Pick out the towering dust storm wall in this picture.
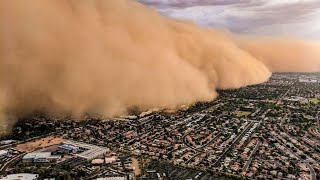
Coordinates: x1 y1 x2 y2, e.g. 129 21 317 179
0 0 319 127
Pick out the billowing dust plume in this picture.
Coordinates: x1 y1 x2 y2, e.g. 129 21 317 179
0 0 320 127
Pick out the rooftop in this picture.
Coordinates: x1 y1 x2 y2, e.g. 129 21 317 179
2 173 39 180
23 152 60 159
59 144 78 150
0 150 8 156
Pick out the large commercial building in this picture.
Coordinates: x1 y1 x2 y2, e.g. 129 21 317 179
22 152 61 163
2 173 39 180
61 140 109 160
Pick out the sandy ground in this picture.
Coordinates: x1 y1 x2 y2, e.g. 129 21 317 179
131 157 141 176
35 144 60 152
15 136 64 152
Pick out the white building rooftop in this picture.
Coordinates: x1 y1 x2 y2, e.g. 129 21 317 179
23 152 52 159
62 140 109 160
2 173 38 180
23 152 61 162
59 144 78 151
105 156 117 163
0 150 8 156
96 177 126 180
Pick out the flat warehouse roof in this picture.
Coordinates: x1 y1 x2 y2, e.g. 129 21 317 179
62 140 109 159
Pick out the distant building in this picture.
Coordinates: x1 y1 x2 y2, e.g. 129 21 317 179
299 78 317 83
23 152 61 163
92 159 104 165
139 110 153 118
0 140 17 145
58 144 79 154
284 96 308 104
96 177 126 180
2 173 39 180
133 150 141 156
119 115 138 120
105 156 117 164
240 105 254 111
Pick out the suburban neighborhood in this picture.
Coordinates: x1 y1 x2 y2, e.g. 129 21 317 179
0 73 319 179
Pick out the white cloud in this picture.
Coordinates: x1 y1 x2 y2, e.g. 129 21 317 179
140 0 320 39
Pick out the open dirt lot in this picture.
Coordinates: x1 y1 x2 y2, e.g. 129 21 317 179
15 136 64 152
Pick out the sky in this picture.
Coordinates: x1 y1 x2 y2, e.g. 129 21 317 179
139 0 320 39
